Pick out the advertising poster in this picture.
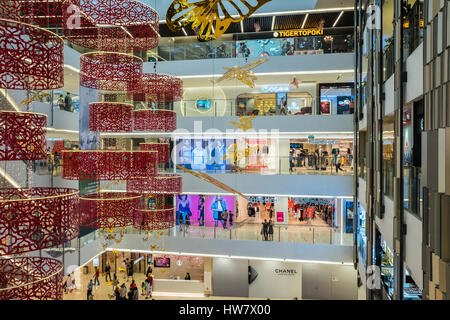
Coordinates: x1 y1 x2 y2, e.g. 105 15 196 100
176 139 235 173
176 195 235 227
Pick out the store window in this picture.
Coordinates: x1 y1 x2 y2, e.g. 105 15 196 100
319 83 355 115
380 239 394 299
357 204 367 269
404 268 422 300
236 92 313 116
344 200 354 233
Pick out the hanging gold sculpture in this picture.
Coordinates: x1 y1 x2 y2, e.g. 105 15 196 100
216 57 269 88
166 0 272 41
21 91 49 107
177 165 245 198
229 115 257 131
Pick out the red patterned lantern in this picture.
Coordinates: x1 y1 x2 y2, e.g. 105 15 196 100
0 188 79 255
134 206 175 231
80 52 143 92
0 257 63 300
80 193 142 229
130 74 183 103
0 18 64 90
0 111 47 161
62 150 158 181
127 175 182 195
140 143 170 163
89 102 134 132
63 0 159 52
133 109 177 132
0 1 63 27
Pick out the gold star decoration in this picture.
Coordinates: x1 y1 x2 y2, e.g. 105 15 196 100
216 58 269 87
21 91 49 107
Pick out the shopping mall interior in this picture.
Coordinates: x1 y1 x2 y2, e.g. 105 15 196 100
0 0 449 304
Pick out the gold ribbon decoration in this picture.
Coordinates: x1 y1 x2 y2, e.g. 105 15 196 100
166 0 272 41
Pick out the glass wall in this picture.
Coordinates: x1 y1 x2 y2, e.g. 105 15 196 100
319 83 355 115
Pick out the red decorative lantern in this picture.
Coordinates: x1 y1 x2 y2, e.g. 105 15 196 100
80 52 143 92
0 111 47 161
133 206 175 231
0 188 79 255
133 109 177 132
62 0 159 52
127 175 182 195
0 1 63 27
89 102 134 132
140 143 170 163
0 257 63 300
62 150 158 181
129 74 183 103
80 193 142 229
0 18 64 90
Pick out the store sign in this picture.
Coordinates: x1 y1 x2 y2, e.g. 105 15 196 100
274 268 298 276
274 28 324 38
261 86 290 93
276 212 284 223
307 138 338 145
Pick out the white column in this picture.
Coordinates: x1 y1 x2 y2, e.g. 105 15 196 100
278 139 290 174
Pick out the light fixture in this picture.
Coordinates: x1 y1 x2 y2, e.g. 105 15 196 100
301 14 309 29
271 16 276 31
333 11 345 27
240 20 244 33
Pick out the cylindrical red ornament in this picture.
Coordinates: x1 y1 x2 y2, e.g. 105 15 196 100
0 18 64 90
89 102 134 132
0 257 63 300
133 206 175 231
62 150 158 181
133 109 177 132
127 175 182 195
129 73 183 103
140 143 170 163
80 192 143 229
0 111 47 161
80 52 143 92
0 188 79 255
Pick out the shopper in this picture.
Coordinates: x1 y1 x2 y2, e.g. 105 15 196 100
93 267 100 287
228 210 234 227
114 286 121 300
120 283 127 300
146 265 153 277
221 210 228 229
146 274 153 299
105 261 112 282
57 94 65 110
261 220 268 241
336 152 344 173
127 259 134 281
87 285 94 300
268 219 274 241
112 273 118 289
64 92 73 112
185 273 191 280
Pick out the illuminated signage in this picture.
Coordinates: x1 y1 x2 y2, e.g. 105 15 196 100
274 28 324 38
261 86 290 93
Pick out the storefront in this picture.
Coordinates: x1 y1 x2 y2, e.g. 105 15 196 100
319 83 355 115
175 137 278 174
236 92 314 116
289 138 354 173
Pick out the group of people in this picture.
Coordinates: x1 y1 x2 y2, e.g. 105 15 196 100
57 92 74 112
260 219 274 241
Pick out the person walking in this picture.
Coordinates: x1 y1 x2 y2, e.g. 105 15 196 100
93 267 100 287
87 279 94 300
228 210 234 227
335 152 344 173
120 283 127 300
64 92 73 112
146 265 153 277
57 94 65 110
221 210 228 229
268 219 274 241
105 261 112 282
112 273 118 289
261 220 268 241
146 273 153 299
114 286 121 300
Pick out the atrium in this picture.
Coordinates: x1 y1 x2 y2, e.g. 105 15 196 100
0 0 448 305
